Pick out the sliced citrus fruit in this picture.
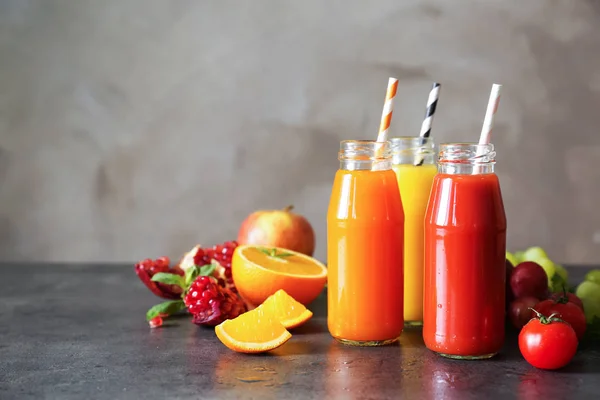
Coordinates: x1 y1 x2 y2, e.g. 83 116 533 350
231 245 327 307
215 307 291 354
260 289 313 329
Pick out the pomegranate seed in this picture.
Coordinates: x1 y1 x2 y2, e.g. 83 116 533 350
135 256 184 299
184 275 246 326
149 316 163 328
154 256 169 268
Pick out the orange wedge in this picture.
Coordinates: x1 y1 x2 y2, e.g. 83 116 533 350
232 245 327 307
215 307 291 354
261 289 313 329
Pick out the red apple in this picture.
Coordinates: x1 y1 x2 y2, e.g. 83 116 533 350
237 205 316 256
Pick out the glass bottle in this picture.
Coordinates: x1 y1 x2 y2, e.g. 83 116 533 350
390 137 437 327
327 140 405 346
423 143 507 359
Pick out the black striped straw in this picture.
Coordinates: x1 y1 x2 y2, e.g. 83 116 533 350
415 82 441 166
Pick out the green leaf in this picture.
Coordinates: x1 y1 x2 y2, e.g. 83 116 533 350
184 266 200 287
258 247 294 259
146 300 186 321
198 261 217 277
258 248 272 256
276 251 294 258
151 272 185 289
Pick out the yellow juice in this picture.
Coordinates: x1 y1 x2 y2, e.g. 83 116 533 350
392 163 437 324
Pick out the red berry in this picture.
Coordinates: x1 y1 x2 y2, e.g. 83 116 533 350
184 275 246 326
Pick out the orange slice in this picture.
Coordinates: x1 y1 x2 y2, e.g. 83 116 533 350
215 307 291 354
261 289 313 329
232 245 327 307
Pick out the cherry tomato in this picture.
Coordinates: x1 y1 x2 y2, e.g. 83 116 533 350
549 291 584 311
519 312 578 370
535 299 586 340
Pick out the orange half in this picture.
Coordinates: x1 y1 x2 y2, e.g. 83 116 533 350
261 289 313 329
215 307 291 354
232 245 327 307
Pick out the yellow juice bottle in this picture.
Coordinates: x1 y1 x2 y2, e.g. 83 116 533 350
390 137 436 326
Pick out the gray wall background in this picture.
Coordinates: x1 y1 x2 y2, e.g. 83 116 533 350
1 0 600 264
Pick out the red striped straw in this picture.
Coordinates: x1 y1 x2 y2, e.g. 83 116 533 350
478 84 502 146
376 77 399 143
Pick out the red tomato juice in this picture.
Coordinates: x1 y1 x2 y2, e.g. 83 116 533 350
423 173 507 358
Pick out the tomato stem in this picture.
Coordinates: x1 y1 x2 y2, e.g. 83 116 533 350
529 308 563 325
550 285 570 304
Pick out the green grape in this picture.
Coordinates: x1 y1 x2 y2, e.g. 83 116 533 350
575 281 600 302
514 251 525 264
551 273 567 294
506 251 517 267
585 269 600 285
554 263 569 283
577 281 600 323
581 297 600 324
522 246 549 264
536 257 556 281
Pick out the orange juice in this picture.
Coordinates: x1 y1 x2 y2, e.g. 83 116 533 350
327 140 404 345
390 137 436 326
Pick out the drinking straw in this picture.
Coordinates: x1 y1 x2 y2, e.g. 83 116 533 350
414 82 441 166
478 83 502 146
376 77 399 143
372 77 398 171
475 83 502 173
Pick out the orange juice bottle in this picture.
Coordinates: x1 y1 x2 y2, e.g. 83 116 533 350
390 137 436 326
327 140 405 346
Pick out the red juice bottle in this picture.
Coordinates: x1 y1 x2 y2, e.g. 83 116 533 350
423 143 507 359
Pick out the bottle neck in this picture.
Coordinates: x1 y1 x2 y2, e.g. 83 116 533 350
340 159 392 171
438 163 494 174
389 136 435 166
338 140 392 171
437 143 496 175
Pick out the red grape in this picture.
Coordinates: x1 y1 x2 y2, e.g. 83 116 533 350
510 261 549 299
509 296 540 330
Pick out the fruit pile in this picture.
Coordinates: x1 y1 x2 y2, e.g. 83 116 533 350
135 240 327 328
574 270 600 337
134 236 325 354
506 247 591 331
506 246 600 369
135 241 247 328
506 246 568 294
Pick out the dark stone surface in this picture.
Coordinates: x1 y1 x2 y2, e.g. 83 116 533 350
0 264 598 400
